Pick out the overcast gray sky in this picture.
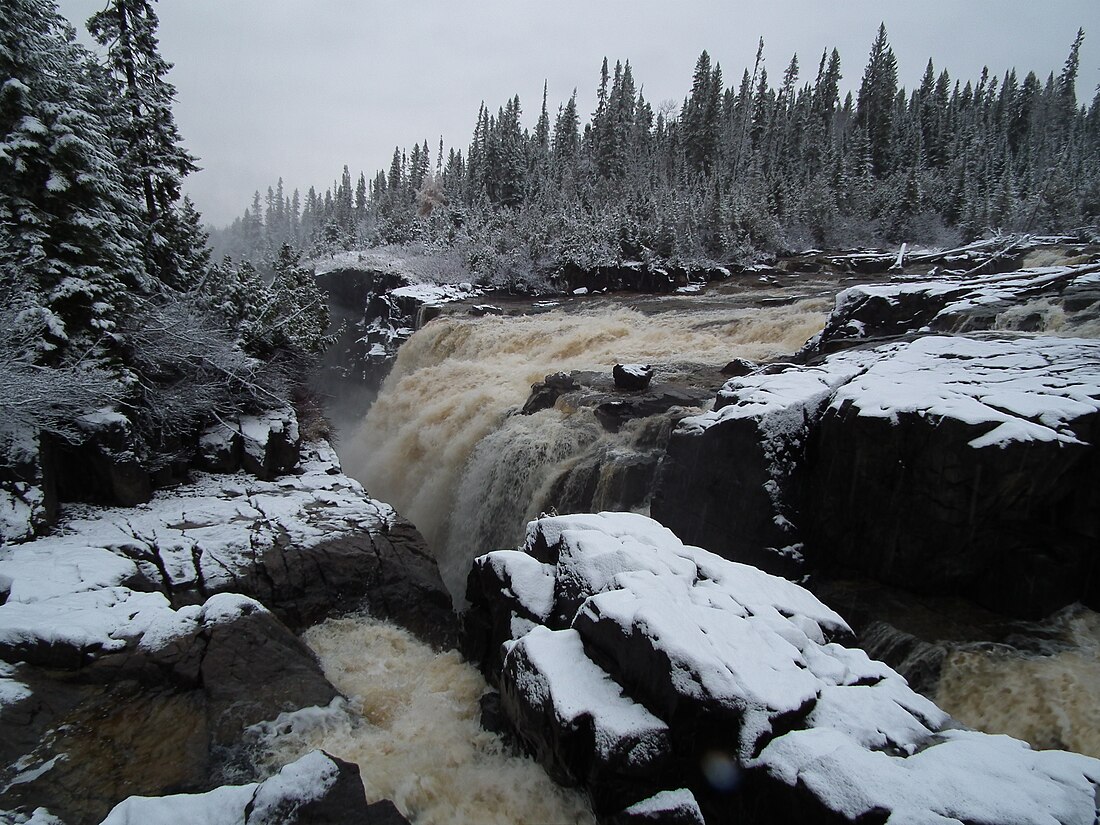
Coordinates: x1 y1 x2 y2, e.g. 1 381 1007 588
57 1 1100 227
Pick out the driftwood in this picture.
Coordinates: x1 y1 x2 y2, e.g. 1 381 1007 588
824 231 1096 275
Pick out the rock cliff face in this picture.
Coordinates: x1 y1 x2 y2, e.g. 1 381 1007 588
314 262 484 399
0 442 453 824
464 513 1100 824
653 260 1100 620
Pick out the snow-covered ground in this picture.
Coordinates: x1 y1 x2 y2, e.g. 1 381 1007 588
0 442 410 669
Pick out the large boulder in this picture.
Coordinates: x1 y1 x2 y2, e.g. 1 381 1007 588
239 408 301 480
53 409 152 507
805 335 1100 617
653 333 1100 619
614 364 655 392
652 349 876 578
464 512 1100 824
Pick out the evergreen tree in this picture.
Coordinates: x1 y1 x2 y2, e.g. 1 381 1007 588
87 0 201 288
856 23 899 176
0 0 146 360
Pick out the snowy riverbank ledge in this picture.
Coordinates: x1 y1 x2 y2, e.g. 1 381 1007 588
654 261 1100 619
0 442 451 823
464 512 1100 824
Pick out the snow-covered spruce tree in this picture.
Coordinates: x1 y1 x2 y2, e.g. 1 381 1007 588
241 244 331 359
0 0 147 364
855 23 899 178
87 0 204 290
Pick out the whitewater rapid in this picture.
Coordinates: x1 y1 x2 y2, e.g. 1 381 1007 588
341 300 830 600
935 605 1100 757
254 615 596 824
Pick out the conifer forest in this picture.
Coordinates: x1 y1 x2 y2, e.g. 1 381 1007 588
214 25 1100 290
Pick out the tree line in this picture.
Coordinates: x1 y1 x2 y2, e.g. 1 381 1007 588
216 25 1099 289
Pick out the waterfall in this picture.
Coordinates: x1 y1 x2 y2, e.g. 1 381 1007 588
340 300 831 601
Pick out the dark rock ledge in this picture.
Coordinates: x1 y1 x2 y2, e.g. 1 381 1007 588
464 512 1100 824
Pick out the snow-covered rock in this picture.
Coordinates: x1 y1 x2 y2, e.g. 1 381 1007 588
0 442 453 822
465 512 1100 824
239 407 301 480
613 363 655 391
0 442 453 656
0 591 340 823
0 429 53 545
99 750 402 825
609 788 704 825
655 333 1100 617
803 261 1100 356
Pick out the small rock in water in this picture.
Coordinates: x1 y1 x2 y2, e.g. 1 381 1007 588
613 364 654 391
720 358 758 377
521 372 579 415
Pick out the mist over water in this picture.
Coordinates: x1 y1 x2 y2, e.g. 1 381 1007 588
255 615 596 824
341 301 830 600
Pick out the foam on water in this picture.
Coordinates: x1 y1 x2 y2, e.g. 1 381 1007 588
935 605 1100 758
254 614 596 824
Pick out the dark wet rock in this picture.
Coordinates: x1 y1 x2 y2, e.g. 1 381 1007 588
314 266 412 392
500 626 676 816
197 598 338 746
95 751 400 825
522 371 580 415
651 352 868 579
593 386 711 434
614 363 655 391
654 332 1100 619
53 410 152 507
0 595 340 825
244 752 381 825
196 421 243 474
240 408 301 481
719 358 758 377
803 336 1100 619
478 689 510 737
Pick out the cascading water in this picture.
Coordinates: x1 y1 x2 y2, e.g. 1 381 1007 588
252 614 595 824
341 301 831 600
934 605 1100 757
